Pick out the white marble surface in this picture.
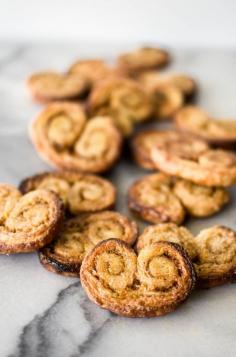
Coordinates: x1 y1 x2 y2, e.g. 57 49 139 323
0 43 236 357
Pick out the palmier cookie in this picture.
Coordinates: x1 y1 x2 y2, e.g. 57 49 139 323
138 72 197 99
173 179 229 217
151 133 236 187
175 105 236 148
39 211 138 277
131 129 180 170
80 239 196 317
0 184 63 254
27 71 88 103
68 59 120 88
128 173 185 225
19 171 116 215
29 102 122 173
88 78 152 136
117 47 170 76
194 226 236 288
136 223 197 261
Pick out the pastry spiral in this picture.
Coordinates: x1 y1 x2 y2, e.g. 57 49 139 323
128 173 185 225
173 179 229 217
151 133 236 186
175 106 236 148
29 102 122 173
80 239 196 317
0 184 63 254
39 211 138 277
136 223 198 261
138 72 197 99
19 171 116 215
27 71 88 103
194 226 236 287
89 78 152 136
117 47 170 76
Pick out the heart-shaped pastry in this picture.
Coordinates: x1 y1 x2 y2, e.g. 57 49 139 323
19 171 116 215
0 184 63 254
136 223 236 288
27 71 88 103
39 211 138 277
29 102 122 173
117 47 170 76
80 239 195 317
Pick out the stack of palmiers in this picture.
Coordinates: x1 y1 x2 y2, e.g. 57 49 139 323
0 45 235 318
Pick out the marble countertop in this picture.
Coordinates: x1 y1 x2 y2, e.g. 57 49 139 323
0 43 235 357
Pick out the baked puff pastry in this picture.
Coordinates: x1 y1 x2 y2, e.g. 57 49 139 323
117 47 170 76
194 226 236 288
128 173 229 223
27 71 88 103
39 211 138 277
128 173 185 225
80 239 196 317
88 78 153 136
0 184 63 254
19 171 116 215
151 133 236 187
175 106 236 148
29 102 122 173
136 223 236 288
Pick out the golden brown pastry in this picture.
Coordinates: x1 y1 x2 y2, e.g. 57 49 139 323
27 71 88 103
117 47 170 76
88 78 153 136
149 84 184 119
68 59 119 88
80 239 196 317
138 72 197 99
173 179 229 217
19 171 116 215
131 129 180 170
151 134 236 186
175 106 236 148
39 211 138 277
0 184 63 254
194 226 236 288
29 102 122 173
128 173 185 225
136 223 197 260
